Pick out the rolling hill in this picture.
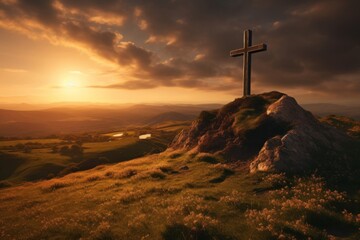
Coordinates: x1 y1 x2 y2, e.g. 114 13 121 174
0 104 219 137
0 128 181 187
302 103 360 120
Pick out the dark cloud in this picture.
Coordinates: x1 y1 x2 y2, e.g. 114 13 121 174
17 0 59 26
62 21 120 60
0 0 359 97
129 0 360 94
90 80 156 90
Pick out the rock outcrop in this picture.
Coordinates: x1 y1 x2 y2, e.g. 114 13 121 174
170 91 351 173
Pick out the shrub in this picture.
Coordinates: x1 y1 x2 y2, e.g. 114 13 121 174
23 146 32 153
15 143 24 150
159 166 177 174
169 152 183 159
86 175 102 182
59 145 70 155
197 153 219 164
117 169 137 179
149 171 166 179
70 144 83 156
41 181 69 192
104 171 114 177
59 144 83 156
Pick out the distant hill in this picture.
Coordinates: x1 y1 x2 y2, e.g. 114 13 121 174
0 109 71 122
1 101 359 137
302 103 360 120
0 104 220 137
146 112 196 125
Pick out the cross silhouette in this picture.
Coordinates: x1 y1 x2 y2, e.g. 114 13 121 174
230 29 267 96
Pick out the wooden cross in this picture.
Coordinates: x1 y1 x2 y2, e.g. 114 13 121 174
230 29 267 96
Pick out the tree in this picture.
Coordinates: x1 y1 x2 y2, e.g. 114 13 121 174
59 145 70 155
70 144 83 156
23 146 32 153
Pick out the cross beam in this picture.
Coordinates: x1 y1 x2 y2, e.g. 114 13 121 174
230 29 267 96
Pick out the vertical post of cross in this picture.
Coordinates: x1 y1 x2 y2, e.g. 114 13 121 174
243 30 252 96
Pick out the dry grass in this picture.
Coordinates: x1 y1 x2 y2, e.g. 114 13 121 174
40 180 71 192
86 175 102 182
0 153 358 240
245 175 357 239
149 170 166 179
219 190 246 207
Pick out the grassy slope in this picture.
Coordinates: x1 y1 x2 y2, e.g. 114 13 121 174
0 151 359 240
0 139 70 186
0 134 171 187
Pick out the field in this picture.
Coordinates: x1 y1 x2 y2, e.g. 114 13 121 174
0 151 359 239
0 122 188 187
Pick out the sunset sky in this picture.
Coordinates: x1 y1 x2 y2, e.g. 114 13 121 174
0 0 359 105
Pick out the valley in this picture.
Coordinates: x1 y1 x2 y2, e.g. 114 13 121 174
0 121 188 187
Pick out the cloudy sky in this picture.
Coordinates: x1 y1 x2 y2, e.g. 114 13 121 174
0 0 359 104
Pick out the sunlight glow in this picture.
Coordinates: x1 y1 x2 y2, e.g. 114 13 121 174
53 71 91 102
63 79 80 88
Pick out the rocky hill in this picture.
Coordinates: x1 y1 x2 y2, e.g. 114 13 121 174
170 91 353 173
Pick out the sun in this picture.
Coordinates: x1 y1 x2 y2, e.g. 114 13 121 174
57 77 88 102
63 79 80 88
53 71 94 102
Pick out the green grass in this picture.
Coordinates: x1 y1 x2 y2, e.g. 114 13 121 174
0 152 358 239
83 137 139 153
0 149 70 185
0 133 171 187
